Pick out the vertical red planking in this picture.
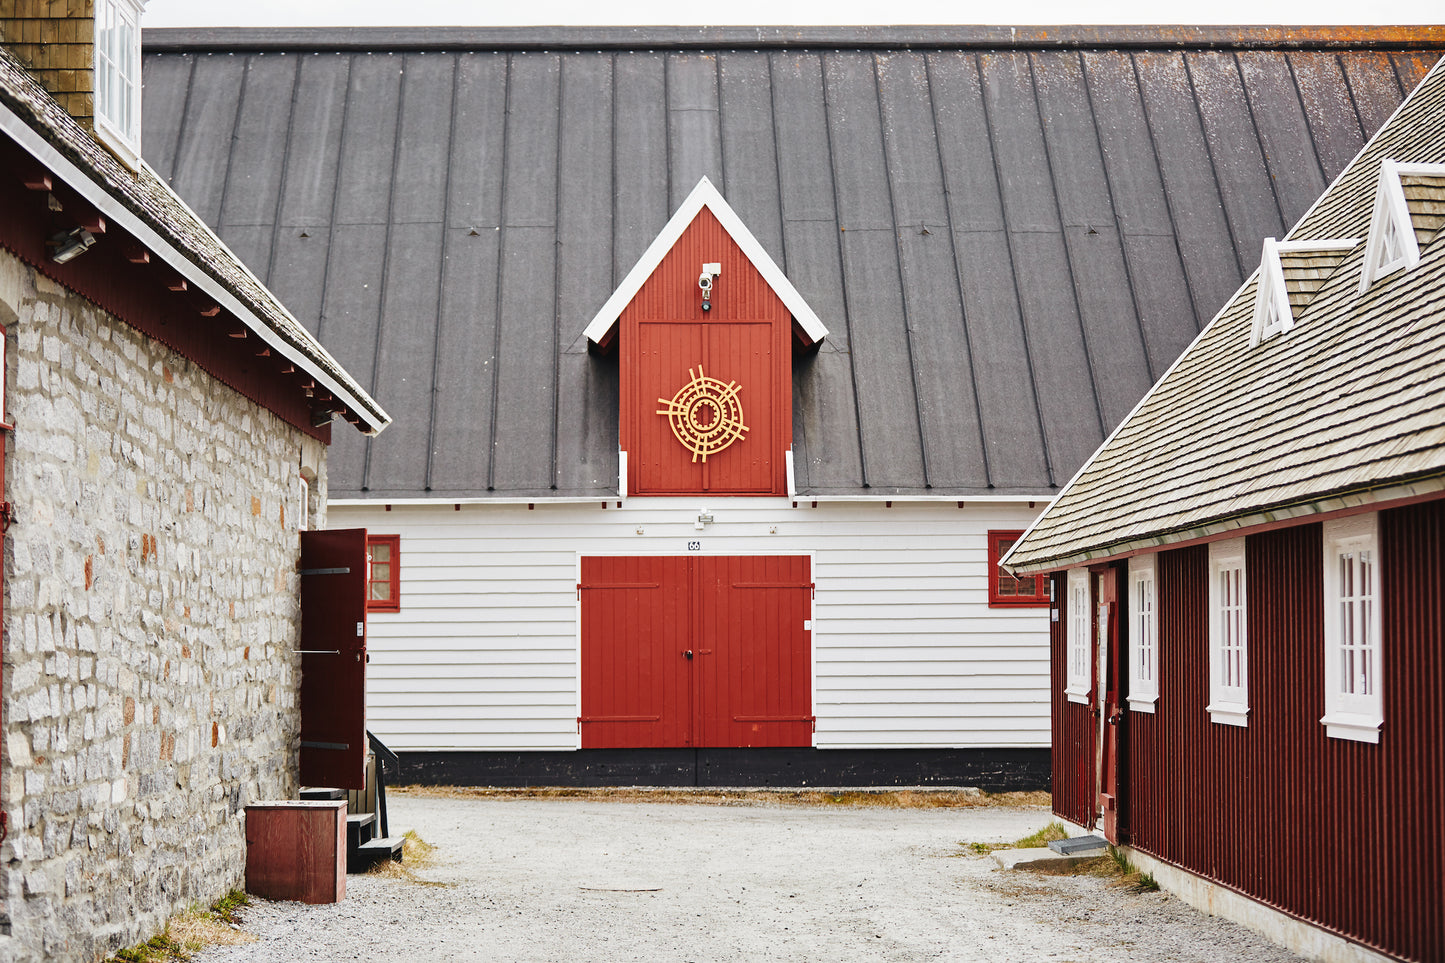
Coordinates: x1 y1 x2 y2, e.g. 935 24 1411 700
580 555 812 749
1117 506 1445 963
618 208 791 496
579 556 692 748
298 528 368 790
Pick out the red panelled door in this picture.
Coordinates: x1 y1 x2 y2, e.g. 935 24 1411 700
299 528 369 790
1095 566 1126 842
580 555 812 748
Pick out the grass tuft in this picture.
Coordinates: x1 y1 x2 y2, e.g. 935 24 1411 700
105 890 257 963
965 819 1069 855
366 830 450 886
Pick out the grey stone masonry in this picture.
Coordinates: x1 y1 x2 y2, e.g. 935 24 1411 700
0 249 329 963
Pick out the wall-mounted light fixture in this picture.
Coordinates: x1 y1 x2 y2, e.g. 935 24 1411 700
698 262 721 312
48 226 96 264
695 508 715 530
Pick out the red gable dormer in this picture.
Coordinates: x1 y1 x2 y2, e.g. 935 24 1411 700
585 178 827 496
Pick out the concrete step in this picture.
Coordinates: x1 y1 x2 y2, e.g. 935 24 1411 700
298 787 346 801
346 813 376 850
1048 835 1109 857
991 847 1105 871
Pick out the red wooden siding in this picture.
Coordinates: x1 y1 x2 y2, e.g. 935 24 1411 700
1118 505 1444 963
1050 572 1095 828
618 209 791 495
581 555 812 749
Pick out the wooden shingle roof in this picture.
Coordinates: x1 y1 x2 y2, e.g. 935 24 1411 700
138 27 1445 499
1006 56 1445 573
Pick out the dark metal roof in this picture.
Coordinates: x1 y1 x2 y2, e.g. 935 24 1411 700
139 28 1445 499
0 45 388 435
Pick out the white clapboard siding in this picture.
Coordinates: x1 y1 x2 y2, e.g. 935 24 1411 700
332 497 1049 752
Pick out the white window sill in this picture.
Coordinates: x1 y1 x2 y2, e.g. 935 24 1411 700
1320 713 1382 744
1206 703 1249 727
94 115 142 172
1065 690 1089 705
1127 696 1158 714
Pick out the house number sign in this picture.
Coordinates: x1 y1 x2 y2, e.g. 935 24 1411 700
656 364 749 462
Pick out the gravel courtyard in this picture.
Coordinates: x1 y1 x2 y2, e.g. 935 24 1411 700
201 791 1304 963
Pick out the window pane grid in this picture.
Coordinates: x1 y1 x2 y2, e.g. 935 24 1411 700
1219 565 1246 690
1337 549 1376 697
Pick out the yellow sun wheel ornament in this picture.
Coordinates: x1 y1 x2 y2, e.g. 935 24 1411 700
656 364 749 463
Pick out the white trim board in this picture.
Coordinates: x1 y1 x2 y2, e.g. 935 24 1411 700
583 176 829 347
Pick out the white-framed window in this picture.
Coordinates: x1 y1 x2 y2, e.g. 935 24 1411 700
94 0 145 168
1207 537 1249 726
1321 514 1383 743
1127 554 1159 712
1065 568 1090 704
297 475 311 532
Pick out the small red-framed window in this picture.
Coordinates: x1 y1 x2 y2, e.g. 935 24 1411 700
366 534 400 612
988 531 1049 608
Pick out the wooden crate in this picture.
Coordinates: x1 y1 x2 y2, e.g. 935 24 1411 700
244 801 346 904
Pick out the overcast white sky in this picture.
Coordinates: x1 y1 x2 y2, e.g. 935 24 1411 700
141 0 1443 28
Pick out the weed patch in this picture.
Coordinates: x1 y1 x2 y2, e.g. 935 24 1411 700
366 830 450 887
105 890 257 963
965 819 1069 855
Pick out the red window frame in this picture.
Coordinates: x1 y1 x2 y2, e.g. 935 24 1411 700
366 534 400 612
987 530 1049 608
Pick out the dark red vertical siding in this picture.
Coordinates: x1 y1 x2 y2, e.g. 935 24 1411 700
1051 572 1095 828
1122 505 1445 963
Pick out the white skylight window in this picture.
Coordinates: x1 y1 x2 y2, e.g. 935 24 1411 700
94 0 145 169
1358 160 1445 293
1250 237 1359 347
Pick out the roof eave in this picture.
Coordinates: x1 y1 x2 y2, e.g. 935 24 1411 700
0 99 391 436
1004 474 1445 574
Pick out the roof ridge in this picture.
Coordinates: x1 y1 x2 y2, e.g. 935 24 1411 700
141 25 1445 55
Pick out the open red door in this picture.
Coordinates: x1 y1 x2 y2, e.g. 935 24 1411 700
1096 566 1126 842
299 529 368 790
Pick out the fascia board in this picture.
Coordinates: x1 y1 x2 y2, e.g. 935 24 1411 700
0 103 391 435
583 176 829 346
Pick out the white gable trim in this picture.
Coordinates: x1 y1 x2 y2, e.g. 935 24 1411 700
1358 160 1445 293
583 176 828 347
1250 237 1359 347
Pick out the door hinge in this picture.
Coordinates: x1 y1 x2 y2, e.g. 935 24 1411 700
0 501 15 533
576 583 582 600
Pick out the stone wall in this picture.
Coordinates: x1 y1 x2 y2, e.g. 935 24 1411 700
0 249 329 962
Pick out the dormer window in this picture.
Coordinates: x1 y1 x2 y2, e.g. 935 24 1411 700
94 0 144 168
1358 160 1445 292
1249 237 1358 346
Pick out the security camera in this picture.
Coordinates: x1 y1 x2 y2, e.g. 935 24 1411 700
698 272 713 291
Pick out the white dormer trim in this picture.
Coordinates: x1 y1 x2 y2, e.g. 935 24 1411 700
1358 160 1445 293
1249 237 1359 347
583 177 829 348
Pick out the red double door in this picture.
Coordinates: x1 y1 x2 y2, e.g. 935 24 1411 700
580 555 813 748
